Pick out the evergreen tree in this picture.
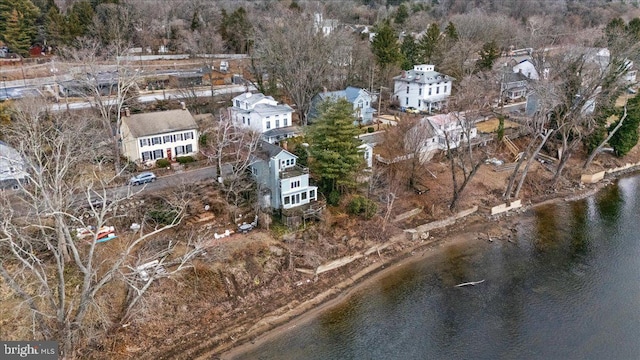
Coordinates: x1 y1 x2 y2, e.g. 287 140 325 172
394 3 409 25
308 98 363 195
444 21 459 42
475 40 499 72
371 20 401 69
45 6 67 46
610 96 640 157
0 0 40 55
67 1 95 39
190 10 201 31
219 7 253 54
418 23 440 64
627 18 640 41
4 9 34 56
400 34 419 70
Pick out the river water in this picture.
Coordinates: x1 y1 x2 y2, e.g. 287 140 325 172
233 175 640 360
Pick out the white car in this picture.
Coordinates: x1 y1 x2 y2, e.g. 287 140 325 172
129 172 157 186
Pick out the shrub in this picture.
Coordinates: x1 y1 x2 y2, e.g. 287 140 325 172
199 133 208 146
156 158 171 168
367 127 375 133
347 195 378 219
327 190 341 206
176 156 195 164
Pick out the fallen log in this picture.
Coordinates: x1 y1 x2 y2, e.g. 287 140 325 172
455 279 485 287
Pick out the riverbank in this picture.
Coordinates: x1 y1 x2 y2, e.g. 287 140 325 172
216 170 630 359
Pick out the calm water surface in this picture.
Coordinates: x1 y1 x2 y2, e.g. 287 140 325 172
234 175 640 360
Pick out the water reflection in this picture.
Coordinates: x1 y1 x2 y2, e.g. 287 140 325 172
233 174 640 360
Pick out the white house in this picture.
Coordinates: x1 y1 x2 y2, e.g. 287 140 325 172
310 87 377 125
0 141 28 189
393 64 454 114
229 92 300 144
425 112 478 151
314 13 339 36
120 107 199 164
512 59 540 80
250 141 317 210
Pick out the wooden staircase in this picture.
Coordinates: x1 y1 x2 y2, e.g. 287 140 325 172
503 136 520 160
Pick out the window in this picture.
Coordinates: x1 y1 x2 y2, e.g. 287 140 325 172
175 146 184 155
276 119 280 128
301 192 307 200
291 180 300 189
184 132 194 140
284 196 290 205
284 118 288 126
153 149 163 159
163 135 172 143
405 98 408 105
310 190 316 199
444 85 447 93
177 133 184 141
140 138 150 147
266 121 271 129
242 116 246 124
406 86 409 94
142 151 152 161
428 88 432 96
436 87 440 94
247 118 251 126
419 88 422 96
418 100 421 107
152 137 162 145
236 100 240 107
186 144 193 153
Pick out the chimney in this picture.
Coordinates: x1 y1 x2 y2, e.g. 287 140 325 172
246 92 252 98
180 101 186 110
323 87 328 94
281 140 288 151
124 107 130 117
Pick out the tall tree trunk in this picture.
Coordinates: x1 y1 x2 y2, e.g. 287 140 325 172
583 107 627 169
514 130 553 199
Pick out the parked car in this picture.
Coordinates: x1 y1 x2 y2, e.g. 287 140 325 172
405 107 420 114
129 172 156 186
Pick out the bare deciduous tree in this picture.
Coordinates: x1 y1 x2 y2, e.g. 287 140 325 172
0 99 203 357
253 9 355 125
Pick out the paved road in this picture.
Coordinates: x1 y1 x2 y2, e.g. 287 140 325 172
50 84 255 111
109 165 218 200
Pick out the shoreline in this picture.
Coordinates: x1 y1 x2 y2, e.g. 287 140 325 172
217 232 479 360
206 169 636 360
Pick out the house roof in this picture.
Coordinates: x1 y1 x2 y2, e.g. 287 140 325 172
426 112 465 127
256 140 287 159
393 68 453 84
503 71 529 84
316 86 372 104
263 126 302 138
122 109 198 138
233 92 275 107
0 141 27 181
253 103 294 116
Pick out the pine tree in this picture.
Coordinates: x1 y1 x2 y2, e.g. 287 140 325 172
418 23 440 64
0 0 40 55
394 3 409 25
308 98 363 195
610 96 640 157
400 34 418 70
476 40 499 72
371 20 401 70
4 9 33 56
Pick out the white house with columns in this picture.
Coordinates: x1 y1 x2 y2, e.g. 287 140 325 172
393 64 454 114
229 92 300 144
